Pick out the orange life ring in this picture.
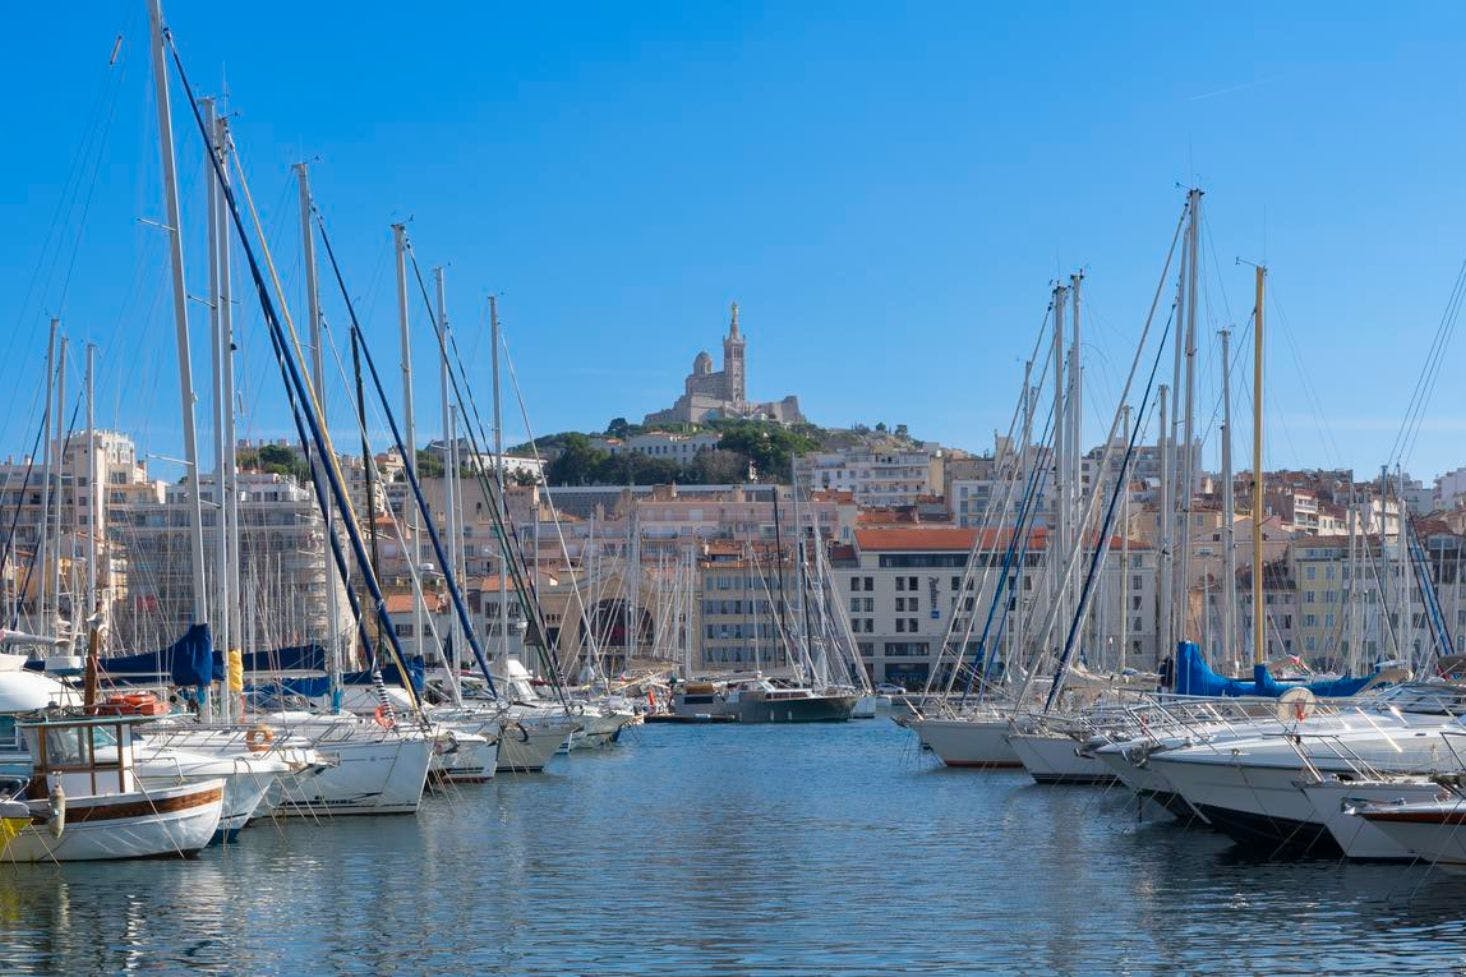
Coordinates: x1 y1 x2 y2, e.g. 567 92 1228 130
373 705 395 729
245 725 275 753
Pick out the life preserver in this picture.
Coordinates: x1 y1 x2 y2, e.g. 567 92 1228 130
245 725 275 753
373 705 395 729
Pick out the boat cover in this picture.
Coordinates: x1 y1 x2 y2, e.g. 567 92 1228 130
1172 641 1380 698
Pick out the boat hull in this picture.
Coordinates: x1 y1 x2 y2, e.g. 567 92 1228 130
1150 755 1340 855
5 780 223 862
911 718 1022 769
497 722 572 773
1300 780 1448 861
270 734 432 816
1359 800 1466 866
1008 733 1115 785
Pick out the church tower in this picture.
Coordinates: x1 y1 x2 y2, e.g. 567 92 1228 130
722 300 746 404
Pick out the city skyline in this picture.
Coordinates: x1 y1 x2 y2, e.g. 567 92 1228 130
4 4 1466 483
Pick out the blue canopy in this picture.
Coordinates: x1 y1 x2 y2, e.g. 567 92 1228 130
97 624 215 687
1172 641 1380 698
245 656 426 702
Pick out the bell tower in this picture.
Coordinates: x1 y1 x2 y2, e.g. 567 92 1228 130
722 300 746 404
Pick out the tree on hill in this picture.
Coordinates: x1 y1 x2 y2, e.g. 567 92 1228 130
717 421 818 482
545 433 610 485
690 448 750 484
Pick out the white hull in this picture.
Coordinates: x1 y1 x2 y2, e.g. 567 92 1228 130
1299 780 1449 861
270 731 432 816
911 718 1021 769
136 748 287 841
432 731 499 784
1094 741 1206 820
569 711 634 750
5 780 223 862
1360 799 1466 866
1008 733 1114 784
498 721 572 772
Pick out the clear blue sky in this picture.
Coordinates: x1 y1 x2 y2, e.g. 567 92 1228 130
3 2 1466 483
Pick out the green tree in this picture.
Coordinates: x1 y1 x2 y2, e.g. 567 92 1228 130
716 421 817 483
255 443 310 483
690 448 750 484
545 433 611 485
415 448 445 478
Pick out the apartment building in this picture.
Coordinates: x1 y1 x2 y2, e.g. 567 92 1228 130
830 526 1158 688
795 444 943 508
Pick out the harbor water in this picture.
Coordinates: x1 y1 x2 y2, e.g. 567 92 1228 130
3 721 1466 975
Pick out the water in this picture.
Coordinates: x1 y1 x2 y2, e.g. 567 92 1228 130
4 721 1466 975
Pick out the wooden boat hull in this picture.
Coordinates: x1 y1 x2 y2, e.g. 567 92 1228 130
5 780 223 862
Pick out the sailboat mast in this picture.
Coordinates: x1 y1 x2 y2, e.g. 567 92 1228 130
1156 383 1171 675
85 343 97 620
391 224 424 663
1068 275 1083 650
433 266 462 703
1219 327 1237 673
214 114 242 667
489 295 510 665
148 1 210 718
1051 284 1067 638
203 96 234 721
296 162 341 705
1251 265 1266 667
38 319 57 636
1178 189 1202 643
1119 404 1131 673
54 337 67 639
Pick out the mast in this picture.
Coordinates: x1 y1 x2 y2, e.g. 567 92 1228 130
433 266 463 704
1178 188 1202 643
203 96 233 720
1119 404 1130 674
489 295 510 665
392 224 424 663
1157 383 1172 675
1251 265 1266 667
37 320 57 637
1219 327 1238 674
85 343 98 621
1051 283 1067 644
213 113 242 671
296 161 341 707
54 337 67 640
1069 274 1082 618
149 0 210 719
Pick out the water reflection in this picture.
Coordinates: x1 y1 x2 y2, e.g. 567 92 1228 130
3 724 1466 975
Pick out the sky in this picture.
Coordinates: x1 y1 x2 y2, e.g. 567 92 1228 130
3 2 1466 484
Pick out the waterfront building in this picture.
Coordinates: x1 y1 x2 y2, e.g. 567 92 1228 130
829 526 1157 688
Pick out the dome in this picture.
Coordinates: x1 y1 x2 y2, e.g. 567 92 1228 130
693 351 713 374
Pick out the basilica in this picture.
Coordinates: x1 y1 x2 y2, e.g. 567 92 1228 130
642 303 804 426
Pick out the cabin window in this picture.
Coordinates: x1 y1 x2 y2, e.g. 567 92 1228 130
0 717 15 750
45 727 87 768
91 726 121 766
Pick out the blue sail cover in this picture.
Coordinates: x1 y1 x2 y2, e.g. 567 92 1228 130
97 624 215 687
239 644 327 673
246 656 426 701
1173 641 1379 698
